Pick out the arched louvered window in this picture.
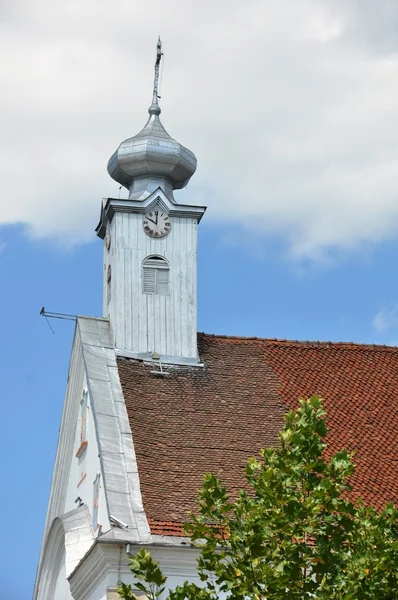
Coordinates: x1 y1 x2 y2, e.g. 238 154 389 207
142 256 169 295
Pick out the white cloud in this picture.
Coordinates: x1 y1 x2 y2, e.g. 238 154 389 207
2 0 398 258
373 304 398 333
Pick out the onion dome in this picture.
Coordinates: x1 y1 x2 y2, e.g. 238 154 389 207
107 38 197 201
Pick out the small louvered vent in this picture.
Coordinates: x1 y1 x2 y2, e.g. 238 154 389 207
143 266 156 293
143 256 169 295
156 268 169 295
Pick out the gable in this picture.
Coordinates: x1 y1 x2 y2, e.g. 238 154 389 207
118 333 398 535
35 316 151 599
40 320 109 542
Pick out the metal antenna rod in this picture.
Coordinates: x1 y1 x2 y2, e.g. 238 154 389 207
39 307 77 321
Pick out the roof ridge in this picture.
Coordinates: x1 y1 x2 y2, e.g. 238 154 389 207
197 332 398 351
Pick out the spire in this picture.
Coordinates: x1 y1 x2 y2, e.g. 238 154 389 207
107 37 197 200
148 37 162 116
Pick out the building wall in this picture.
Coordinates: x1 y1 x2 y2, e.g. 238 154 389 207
42 326 85 539
53 549 73 600
35 327 107 600
104 211 198 359
64 376 109 534
69 544 213 600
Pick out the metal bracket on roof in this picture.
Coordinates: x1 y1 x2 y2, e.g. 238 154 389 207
150 352 169 376
109 515 129 529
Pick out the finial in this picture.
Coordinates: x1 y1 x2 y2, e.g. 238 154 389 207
148 37 162 116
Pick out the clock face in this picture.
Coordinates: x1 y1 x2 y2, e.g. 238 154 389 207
142 209 171 238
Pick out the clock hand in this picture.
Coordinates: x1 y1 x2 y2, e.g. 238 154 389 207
155 211 159 225
146 217 157 225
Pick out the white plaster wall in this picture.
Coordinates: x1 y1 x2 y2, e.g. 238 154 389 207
70 544 223 600
103 209 198 359
126 547 203 597
85 573 112 600
65 376 109 535
53 550 74 600
36 329 98 600
43 328 85 539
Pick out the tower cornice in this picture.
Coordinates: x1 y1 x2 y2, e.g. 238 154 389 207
96 191 206 239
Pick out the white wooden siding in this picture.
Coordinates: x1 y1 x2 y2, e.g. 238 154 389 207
103 211 198 359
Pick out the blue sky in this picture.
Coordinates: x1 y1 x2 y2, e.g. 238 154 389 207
4 0 398 597
2 219 398 598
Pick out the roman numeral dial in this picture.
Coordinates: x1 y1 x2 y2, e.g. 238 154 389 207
142 210 172 238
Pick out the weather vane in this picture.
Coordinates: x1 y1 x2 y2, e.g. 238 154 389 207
149 36 163 115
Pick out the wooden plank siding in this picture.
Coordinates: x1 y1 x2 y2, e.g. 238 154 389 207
103 211 199 359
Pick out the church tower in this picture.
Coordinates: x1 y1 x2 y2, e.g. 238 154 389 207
96 39 206 363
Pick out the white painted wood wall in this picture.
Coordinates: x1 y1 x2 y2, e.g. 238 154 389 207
104 211 199 360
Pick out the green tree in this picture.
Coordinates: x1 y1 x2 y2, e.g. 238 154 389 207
117 396 398 599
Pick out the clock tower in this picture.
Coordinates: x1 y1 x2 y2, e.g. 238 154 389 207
96 39 206 363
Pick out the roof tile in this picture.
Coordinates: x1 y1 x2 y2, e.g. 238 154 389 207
118 334 398 536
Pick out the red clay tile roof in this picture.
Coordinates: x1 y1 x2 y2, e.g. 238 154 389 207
117 334 398 537
147 519 187 537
